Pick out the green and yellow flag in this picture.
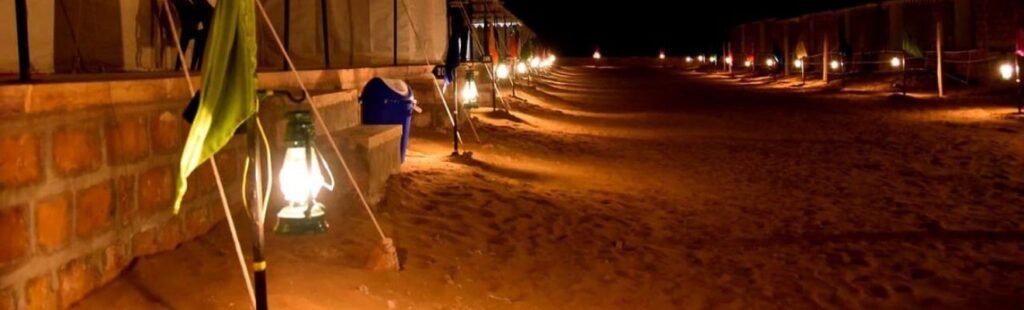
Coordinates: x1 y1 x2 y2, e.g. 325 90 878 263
902 30 923 59
174 0 258 213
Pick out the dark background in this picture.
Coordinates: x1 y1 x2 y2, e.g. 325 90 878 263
504 0 878 57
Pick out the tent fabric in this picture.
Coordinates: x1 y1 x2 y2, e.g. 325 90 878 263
175 0 257 213
0 0 446 74
487 23 498 66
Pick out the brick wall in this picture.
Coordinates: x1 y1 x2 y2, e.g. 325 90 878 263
0 65 432 309
0 97 246 309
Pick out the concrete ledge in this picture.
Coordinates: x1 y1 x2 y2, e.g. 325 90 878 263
316 125 402 206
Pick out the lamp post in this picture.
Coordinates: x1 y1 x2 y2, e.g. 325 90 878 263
893 54 907 96
1000 60 1021 113
794 57 805 83
593 49 602 68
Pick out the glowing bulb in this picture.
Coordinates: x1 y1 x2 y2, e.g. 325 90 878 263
765 58 776 67
593 51 602 60
659 52 666 60
890 57 902 68
543 55 556 67
461 79 478 103
744 60 752 67
530 57 541 68
794 59 803 69
516 62 528 74
999 63 1015 81
495 63 510 80
280 147 325 204
724 56 733 65
685 57 693 63
710 56 717 63
830 60 841 70
697 55 705 63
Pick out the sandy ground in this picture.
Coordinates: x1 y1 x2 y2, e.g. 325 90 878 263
77 66 1024 309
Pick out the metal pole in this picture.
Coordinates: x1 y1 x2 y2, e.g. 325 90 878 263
1017 56 1021 114
246 117 269 310
15 0 30 81
902 51 908 97
394 0 399 66
321 0 330 67
452 70 460 155
823 36 829 84
936 19 944 97
283 0 291 70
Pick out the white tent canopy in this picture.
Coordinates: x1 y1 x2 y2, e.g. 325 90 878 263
0 0 447 74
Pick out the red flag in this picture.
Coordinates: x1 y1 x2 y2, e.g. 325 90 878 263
508 32 519 61
1016 28 1024 57
488 25 499 66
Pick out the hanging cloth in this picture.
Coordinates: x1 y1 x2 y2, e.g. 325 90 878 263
794 40 808 59
902 30 923 59
444 0 469 84
488 21 499 66
1016 27 1024 57
508 29 519 62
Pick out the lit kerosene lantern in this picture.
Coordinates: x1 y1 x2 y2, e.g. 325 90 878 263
275 111 333 235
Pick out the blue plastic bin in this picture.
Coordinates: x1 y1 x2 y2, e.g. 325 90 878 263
360 77 416 162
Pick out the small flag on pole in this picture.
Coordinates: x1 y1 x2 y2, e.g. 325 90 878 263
902 31 923 59
173 0 258 213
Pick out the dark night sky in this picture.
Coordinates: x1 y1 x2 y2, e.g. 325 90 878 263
503 0 879 57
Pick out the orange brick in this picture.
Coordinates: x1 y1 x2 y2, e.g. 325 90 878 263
26 274 57 310
183 162 213 202
106 115 150 165
98 243 129 284
0 206 28 266
36 193 71 252
138 166 173 214
184 205 211 240
114 175 135 227
52 127 101 177
75 182 113 238
0 132 41 188
157 218 183 251
58 259 95 309
132 228 158 257
0 287 13 310
151 111 183 154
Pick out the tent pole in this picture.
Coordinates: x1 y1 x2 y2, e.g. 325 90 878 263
247 117 269 310
936 19 944 97
452 70 460 155
1016 55 1021 114
394 0 399 65
321 0 330 67
902 51 908 96
283 0 291 70
15 0 30 82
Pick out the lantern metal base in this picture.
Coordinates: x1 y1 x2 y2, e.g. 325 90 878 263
274 204 328 235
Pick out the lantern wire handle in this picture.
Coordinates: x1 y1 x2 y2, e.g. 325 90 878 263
314 145 336 192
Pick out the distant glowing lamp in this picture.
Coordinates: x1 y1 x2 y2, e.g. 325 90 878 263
793 59 803 69
765 58 776 67
593 50 602 60
710 56 718 63
697 55 706 63
529 57 541 68
516 62 528 74
659 52 666 60
275 111 332 235
890 57 902 68
724 56 733 65
685 56 694 63
495 63 510 80
744 60 752 68
462 70 480 108
998 63 1017 81
830 60 841 70
543 54 556 67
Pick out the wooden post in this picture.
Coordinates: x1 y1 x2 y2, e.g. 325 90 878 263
936 20 944 97
783 24 790 76
823 35 829 84
15 0 30 81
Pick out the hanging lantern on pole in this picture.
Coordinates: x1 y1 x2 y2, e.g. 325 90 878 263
890 56 903 68
516 61 528 74
275 111 333 235
495 62 510 80
461 70 479 108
